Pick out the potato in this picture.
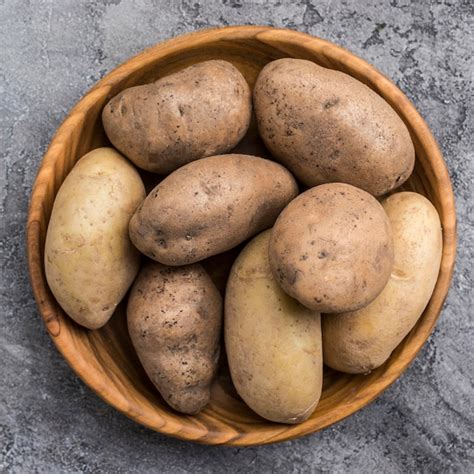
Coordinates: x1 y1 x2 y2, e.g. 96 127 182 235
225 230 323 424
254 58 415 196
44 147 145 329
129 154 298 265
127 261 222 414
102 60 251 174
269 183 394 313
322 192 442 373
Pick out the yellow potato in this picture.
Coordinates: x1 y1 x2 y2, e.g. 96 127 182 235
322 192 442 373
225 230 323 424
44 148 145 329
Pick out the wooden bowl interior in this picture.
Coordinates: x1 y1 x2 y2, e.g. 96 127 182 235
27 27 456 446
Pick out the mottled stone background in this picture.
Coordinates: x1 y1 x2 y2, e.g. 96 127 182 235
1 0 472 472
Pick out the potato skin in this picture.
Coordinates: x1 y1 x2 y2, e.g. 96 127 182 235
129 154 298 265
254 58 415 196
322 192 442 374
269 183 394 313
102 60 251 174
225 230 323 424
127 261 222 415
44 148 145 329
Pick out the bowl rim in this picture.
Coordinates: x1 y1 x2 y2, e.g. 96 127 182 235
26 25 457 446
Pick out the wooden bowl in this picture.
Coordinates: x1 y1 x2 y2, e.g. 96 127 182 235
27 26 456 446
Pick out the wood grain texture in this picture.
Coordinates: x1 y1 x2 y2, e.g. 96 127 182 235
26 26 456 446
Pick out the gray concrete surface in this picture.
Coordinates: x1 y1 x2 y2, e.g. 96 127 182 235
1 0 473 472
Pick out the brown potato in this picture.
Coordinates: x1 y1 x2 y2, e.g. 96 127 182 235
127 261 222 415
269 183 394 313
225 230 323 424
129 154 298 265
322 192 442 374
102 60 251 174
254 58 415 196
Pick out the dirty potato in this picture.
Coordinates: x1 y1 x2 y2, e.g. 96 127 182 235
129 154 298 265
127 261 222 414
254 58 415 196
103 60 252 174
269 183 394 313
